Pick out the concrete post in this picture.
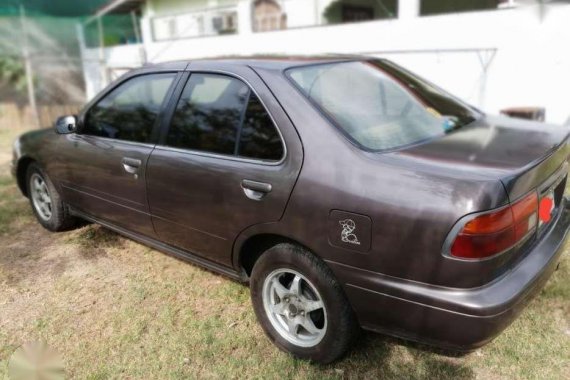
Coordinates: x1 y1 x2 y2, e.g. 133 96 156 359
398 0 420 20
237 0 253 36
97 16 109 89
19 4 40 128
75 23 91 102
140 16 154 62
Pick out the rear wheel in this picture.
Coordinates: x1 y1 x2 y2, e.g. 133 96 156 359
250 243 359 363
26 163 77 232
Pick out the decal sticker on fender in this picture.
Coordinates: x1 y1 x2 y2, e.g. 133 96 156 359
339 219 361 245
328 210 371 253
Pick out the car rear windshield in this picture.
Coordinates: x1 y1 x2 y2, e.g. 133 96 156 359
286 60 480 151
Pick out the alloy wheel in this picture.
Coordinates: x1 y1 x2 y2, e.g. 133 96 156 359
262 269 327 347
30 173 52 221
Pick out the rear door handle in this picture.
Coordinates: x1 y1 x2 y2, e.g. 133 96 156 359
241 179 272 200
122 157 142 174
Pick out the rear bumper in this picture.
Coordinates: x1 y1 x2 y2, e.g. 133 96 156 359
328 199 570 350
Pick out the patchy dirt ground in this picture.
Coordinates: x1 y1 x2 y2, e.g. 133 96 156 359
0 128 569 379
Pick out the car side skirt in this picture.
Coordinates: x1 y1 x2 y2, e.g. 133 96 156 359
70 208 247 283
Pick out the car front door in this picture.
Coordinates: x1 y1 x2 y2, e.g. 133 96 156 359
59 72 179 237
146 67 303 267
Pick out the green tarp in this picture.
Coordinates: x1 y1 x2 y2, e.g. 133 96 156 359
0 0 109 17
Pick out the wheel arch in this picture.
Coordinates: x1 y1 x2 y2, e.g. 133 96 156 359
236 232 325 280
16 156 36 197
238 234 294 278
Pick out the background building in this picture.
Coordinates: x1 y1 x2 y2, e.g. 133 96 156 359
79 0 570 125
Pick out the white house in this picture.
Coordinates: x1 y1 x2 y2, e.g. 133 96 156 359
79 0 570 125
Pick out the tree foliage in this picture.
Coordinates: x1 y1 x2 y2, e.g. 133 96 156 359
0 57 27 94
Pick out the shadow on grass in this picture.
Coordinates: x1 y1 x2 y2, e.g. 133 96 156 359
0 229 70 286
318 332 474 379
68 225 124 260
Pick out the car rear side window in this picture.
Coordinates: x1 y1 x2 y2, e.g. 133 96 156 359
238 94 283 161
287 61 479 151
83 73 176 143
166 73 284 161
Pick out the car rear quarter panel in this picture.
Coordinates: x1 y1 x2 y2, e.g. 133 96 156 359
248 67 510 289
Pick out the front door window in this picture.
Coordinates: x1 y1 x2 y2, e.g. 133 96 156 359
83 73 176 143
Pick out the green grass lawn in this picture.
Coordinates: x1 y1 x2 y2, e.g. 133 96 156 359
0 127 568 379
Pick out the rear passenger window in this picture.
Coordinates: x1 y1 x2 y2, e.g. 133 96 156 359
83 73 175 143
238 94 283 161
167 74 248 155
166 73 284 161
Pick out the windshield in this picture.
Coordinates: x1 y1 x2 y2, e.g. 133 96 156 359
286 59 480 151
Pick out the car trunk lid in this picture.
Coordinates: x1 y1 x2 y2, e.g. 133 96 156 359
392 115 570 202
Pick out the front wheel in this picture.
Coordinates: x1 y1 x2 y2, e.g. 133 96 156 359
250 243 359 363
26 163 77 232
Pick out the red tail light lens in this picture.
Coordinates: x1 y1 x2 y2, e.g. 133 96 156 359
450 192 538 260
512 192 539 240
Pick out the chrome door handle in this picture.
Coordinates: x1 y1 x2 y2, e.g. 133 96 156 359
241 179 272 201
122 157 142 174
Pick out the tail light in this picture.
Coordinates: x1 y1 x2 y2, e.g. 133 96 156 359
449 191 538 260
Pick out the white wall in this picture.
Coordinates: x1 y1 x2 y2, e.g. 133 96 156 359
82 0 570 125
282 0 319 28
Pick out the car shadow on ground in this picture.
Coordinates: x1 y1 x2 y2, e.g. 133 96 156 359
0 226 69 286
66 223 122 260
326 331 475 379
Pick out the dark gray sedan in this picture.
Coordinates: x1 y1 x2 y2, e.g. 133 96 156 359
11 56 570 363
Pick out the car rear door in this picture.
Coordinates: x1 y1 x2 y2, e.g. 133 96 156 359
58 71 181 237
146 64 303 267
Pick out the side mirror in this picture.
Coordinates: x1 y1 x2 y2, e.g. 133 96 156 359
54 115 77 134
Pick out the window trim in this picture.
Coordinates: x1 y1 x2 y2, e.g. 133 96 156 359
157 69 287 166
233 87 251 156
78 71 182 145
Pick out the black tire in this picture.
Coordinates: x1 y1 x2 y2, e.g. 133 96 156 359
26 162 77 232
250 243 360 363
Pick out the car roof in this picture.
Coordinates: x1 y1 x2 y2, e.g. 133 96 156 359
143 55 371 71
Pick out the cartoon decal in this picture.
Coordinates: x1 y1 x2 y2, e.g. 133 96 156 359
339 219 360 245
328 211 371 252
